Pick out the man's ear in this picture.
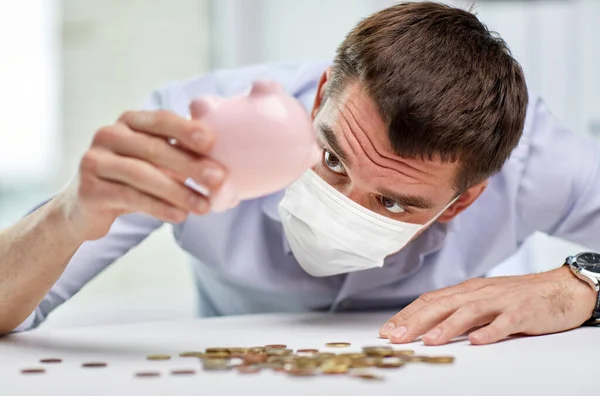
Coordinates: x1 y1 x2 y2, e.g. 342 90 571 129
437 179 489 223
311 67 332 120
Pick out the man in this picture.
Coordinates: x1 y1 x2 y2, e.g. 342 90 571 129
1 2 599 346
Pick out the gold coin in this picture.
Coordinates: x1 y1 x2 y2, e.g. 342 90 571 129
325 342 351 348
204 351 229 358
286 368 316 377
146 355 171 361
265 344 287 349
296 349 319 355
350 357 382 368
403 355 429 363
266 348 293 356
236 365 261 374
376 357 405 369
82 362 108 368
392 350 415 357
205 348 229 353
363 346 393 357
249 347 266 354
21 368 45 374
179 351 205 358
351 372 384 381
316 352 336 360
320 359 349 375
202 358 231 371
170 369 196 375
135 371 160 378
228 348 249 356
425 356 455 364
40 358 62 364
337 353 365 359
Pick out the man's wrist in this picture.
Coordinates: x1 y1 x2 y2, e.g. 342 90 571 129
558 264 599 325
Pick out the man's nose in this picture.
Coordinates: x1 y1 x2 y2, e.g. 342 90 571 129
345 187 370 208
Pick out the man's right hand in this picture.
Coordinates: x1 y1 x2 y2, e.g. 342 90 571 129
57 110 226 242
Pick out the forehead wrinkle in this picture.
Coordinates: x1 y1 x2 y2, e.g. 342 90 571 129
343 100 434 179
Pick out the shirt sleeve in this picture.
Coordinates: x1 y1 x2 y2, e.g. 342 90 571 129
11 89 170 332
516 97 600 251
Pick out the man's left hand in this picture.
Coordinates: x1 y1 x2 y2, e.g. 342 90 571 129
379 266 597 345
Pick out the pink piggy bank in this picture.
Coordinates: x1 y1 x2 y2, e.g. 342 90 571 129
188 80 322 212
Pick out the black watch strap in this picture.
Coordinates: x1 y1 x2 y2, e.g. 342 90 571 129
583 289 600 326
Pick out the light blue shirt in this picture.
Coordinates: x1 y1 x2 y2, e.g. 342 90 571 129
14 60 600 331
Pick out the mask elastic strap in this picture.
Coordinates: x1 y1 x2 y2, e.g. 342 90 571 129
423 194 461 228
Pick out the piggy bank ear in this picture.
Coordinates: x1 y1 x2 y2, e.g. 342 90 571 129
249 80 284 97
190 96 219 120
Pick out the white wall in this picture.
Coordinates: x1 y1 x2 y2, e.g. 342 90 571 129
42 0 210 329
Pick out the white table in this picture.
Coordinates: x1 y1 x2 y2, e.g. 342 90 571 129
1 311 596 395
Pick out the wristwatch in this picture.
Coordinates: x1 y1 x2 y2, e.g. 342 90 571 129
566 252 600 326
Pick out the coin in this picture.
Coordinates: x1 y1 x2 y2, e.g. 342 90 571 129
40 358 62 364
265 344 287 349
243 353 268 364
204 351 230 358
403 355 429 363
135 371 160 378
391 350 415 357
296 349 319 355
249 347 266 353
21 368 45 374
325 342 351 348
228 348 249 357
82 362 107 368
287 368 316 377
205 348 229 353
338 353 365 359
236 365 261 374
170 369 196 375
147 355 171 361
376 357 405 369
179 352 205 358
425 356 455 364
320 359 350 375
363 346 393 357
351 371 384 381
267 348 293 356
202 358 231 371
316 352 336 360
350 357 381 368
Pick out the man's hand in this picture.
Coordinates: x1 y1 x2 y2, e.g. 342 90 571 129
379 266 597 346
57 110 227 242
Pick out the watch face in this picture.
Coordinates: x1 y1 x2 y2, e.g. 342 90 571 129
578 252 600 273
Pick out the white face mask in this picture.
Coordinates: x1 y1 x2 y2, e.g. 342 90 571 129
278 170 459 277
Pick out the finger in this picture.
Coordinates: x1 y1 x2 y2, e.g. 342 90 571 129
421 299 500 346
387 292 473 344
118 110 214 155
379 278 488 337
94 178 188 223
94 124 226 190
85 148 209 214
468 311 525 345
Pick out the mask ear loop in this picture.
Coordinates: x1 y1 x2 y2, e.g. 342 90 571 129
423 194 461 228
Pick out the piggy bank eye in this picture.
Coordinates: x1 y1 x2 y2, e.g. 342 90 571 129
323 150 346 174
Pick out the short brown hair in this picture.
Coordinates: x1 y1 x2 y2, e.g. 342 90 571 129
329 1 528 192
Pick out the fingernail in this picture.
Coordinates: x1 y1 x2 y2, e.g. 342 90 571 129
424 328 442 341
379 322 395 337
202 166 225 186
389 326 407 339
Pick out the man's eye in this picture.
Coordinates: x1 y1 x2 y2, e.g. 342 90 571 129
323 150 345 174
379 196 405 214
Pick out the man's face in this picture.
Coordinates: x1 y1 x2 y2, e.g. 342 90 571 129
311 80 477 225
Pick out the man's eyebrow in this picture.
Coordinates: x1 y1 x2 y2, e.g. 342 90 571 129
317 122 351 165
377 188 436 210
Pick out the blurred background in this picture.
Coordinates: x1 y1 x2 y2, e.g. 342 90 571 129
0 0 597 329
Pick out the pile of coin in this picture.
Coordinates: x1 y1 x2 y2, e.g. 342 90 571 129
20 342 455 382
179 343 454 381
